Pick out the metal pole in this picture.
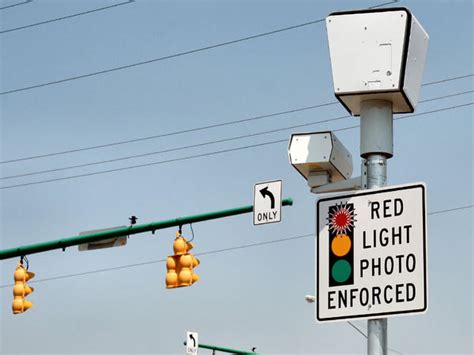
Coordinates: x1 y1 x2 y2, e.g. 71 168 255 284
0 198 293 260
360 99 392 355
184 341 256 354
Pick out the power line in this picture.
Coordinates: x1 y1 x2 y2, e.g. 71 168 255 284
0 139 288 190
0 0 32 11
418 89 473 103
0 114 347 180
0 0 134 34
1 74 471 165
0 101 337 165
419 73 474 87
368 1 399 9
346 322 403 354
0 0 396 95
1 101 472 190
0 204 471 287
2 89 472 181
348 321 368 339
333 102 473 133
427 205 474 215
0 234 313 286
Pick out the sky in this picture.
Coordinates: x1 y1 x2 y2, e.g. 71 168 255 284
0 0 472 354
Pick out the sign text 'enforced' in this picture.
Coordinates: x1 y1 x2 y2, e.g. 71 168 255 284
254 180 282 225
316 183 427 322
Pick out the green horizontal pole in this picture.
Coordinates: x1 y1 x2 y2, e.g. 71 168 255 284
0 198 293 261
184 341 257 354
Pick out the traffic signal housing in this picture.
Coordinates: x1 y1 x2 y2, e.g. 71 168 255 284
166 231 200 289
12 261 35 314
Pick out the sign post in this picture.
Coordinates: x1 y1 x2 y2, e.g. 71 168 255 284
362 100 392 355
324 7 429 355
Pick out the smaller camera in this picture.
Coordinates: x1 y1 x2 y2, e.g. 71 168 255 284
288 131 353 189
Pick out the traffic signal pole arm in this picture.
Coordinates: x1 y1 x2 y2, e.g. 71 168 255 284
0 198 293 261
184 341 257 354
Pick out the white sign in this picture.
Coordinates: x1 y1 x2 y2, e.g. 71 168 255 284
253 180 282 225
186 331 198 355
78 226 127 251
316 183 427 322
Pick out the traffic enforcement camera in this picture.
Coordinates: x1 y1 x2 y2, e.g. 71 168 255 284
326 7 429 115
288 131 353 189
12 261 35 314
166 231 200 289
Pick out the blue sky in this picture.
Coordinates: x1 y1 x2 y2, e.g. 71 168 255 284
0 0 472 354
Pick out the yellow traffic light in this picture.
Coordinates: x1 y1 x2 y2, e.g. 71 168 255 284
12 261 35 314
166 231 200 289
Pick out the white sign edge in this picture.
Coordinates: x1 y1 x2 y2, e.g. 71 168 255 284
253 179 283 226
186 331 198 352
314 181 428 323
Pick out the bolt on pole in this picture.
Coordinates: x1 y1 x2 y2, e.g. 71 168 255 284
360 99 393 355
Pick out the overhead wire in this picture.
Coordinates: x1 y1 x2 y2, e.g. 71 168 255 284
347 321 368 339
0 101 338 164
0 204 471 287
0 0 32 11
0 0 397 95
419 74 474 87
2 89 473 181
0 73 472 165
0 0 134 34
346 322 403 354
1 101 472 190
0 139 288 190
333 102 473 133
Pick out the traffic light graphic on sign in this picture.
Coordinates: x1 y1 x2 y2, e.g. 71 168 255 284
12 260 35 314
166 231 200 289
327 203 356 287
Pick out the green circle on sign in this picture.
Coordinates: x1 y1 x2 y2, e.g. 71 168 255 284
331 260 352 283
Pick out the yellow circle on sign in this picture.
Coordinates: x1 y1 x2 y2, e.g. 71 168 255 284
331 234 351 256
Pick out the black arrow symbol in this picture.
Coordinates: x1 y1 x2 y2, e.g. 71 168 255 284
260 186 275 209
189 334 196 347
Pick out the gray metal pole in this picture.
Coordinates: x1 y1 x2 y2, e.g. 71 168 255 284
360 99 393 355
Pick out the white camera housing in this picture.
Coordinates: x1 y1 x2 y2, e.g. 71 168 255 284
288 131 353 188
326 7 428 115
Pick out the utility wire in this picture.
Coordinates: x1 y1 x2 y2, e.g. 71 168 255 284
347 322 403 354
0 0 32 11
0 101 337 164
0 0 134 34
0 115 346 180
348 321 368 339
419 74 474 87
368 0 399 8
0 204 471 287
427 205 474 215
0 0 397 95
0 234 313 286
2 89 472 181
1 101 472 190
0 139 288 190
333 102 473 133
1 73 471 165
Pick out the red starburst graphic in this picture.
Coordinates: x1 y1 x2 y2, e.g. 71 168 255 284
328 203 355 235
